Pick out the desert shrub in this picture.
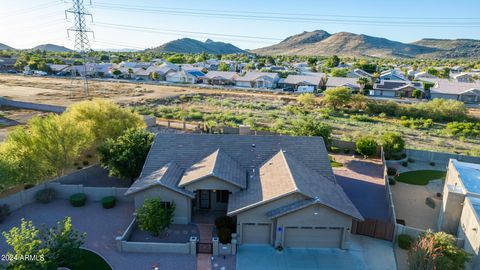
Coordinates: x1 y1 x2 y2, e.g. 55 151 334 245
351 114 373 122
215 216 235 244
401 153 407 159
137 198 175 237
355 137 378 158
0 204 10 223
398 234 414 250
445 122 480 137
101 196 116 209
400 118 433 129
69 193 86 207
389 177 396 185
381 132 405 159
82 160 89 166
425 197 436 209
387 167 398 176
379 112 387 118
35 188 56 204
408 231 470 269
429 162 436 166
402 161 408 167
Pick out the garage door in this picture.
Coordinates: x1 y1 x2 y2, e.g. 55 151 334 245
242 223 271 244
284 227 343 248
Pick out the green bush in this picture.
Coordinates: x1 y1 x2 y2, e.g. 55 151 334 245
356 137 378 158
402 161 408 167
389 177 396 185
351 114 373 122
101 196 116 209
0 204 10 223
387 167 398 176
217 227 232 244
446 121 480 137
69 193 86 207
35 189 56 204
429 162 436 166
330 146 340 153
408 158 415 163
343 148 351 154
398 234 414 250
137 198 175 237
382 133 405 159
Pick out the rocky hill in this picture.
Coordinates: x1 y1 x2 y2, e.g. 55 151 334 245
148 38 245 54
0 43 15 50
31 44 72 52
252 30 480 58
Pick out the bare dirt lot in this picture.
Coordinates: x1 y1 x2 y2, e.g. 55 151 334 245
0 74 291 106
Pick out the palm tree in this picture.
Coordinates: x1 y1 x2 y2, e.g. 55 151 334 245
357 77 370 94
371 72 380 86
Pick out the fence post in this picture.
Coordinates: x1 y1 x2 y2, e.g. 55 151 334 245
189 236 197 256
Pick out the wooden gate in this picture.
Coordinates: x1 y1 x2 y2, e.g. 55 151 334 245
197 242 212 254
351 219 395 241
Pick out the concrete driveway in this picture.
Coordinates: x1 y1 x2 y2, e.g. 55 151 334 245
0 200 196 270
237 235 396 270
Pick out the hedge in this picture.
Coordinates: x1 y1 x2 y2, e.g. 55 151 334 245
35 188 56 204
398 234 414 250
101 196 116 209
70 193 87 207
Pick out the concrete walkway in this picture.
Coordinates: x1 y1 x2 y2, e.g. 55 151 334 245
0 200 196 270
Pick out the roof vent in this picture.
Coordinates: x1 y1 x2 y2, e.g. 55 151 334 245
252 144 256 148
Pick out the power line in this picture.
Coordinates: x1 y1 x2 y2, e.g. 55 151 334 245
66 0 94 97
91 2 480 27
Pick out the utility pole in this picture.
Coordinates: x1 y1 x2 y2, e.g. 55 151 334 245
66 0 94 97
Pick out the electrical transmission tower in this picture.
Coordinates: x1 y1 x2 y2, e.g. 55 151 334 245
66 0 94 97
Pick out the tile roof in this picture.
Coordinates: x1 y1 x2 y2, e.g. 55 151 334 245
283 74 323 85
205 71 238 81
431 79 480 95
125 162 193 197
326 77 360 88
136 134 362 220
179 149 247 189
236 72 279 82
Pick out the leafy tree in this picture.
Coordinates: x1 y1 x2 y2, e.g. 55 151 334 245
166 54 186 64
218 62 230 71
439 68 451 79
3 219 50 270
381 132 405 159
324 55 340 68
412 89 422 99
357 77 370 94
371 72 381 86
426 67 439 77
408 231 470 270
2 217 85 270
66 99 145 146
137 198 175 237
150 71 159 81
112 69 122 77
330 68 348 77
28 114 93 176
297 93 316 107
356 137 378 158
323 87 352 110
350 94 368 110
98 128 154 182
291 116 332 144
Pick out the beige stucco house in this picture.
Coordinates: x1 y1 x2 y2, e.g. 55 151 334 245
125 134 363 249
437 159 480 269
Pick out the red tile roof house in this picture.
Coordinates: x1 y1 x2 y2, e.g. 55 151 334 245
125 134 363 249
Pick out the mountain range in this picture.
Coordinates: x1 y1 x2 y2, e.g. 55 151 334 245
252 30 480 58
0 43 15 51
147 38 245 54
31 44 72 52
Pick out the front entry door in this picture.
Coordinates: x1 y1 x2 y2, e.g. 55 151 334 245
199 190 210 209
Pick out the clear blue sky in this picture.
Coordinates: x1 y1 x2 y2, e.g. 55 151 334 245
1 0 479 50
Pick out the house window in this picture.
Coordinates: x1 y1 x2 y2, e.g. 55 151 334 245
216 190 229 203
160 201 172 209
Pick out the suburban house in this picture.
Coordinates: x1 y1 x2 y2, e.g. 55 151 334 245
437 160 480 270
124 134 363 249
414 71 438 81
166 70 206 84
347 68 372 79
372 80 423 97
325 77 361 93
0 57 16 72
204 71 239 85
452 73 475 83
280 74 324 92
235 72 280 89
430 79 480 103
47 64 70 75
379 69 407 81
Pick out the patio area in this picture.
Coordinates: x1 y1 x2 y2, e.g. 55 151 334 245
0 200 197 270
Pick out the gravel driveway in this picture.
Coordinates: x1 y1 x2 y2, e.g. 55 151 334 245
0 200 196 270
